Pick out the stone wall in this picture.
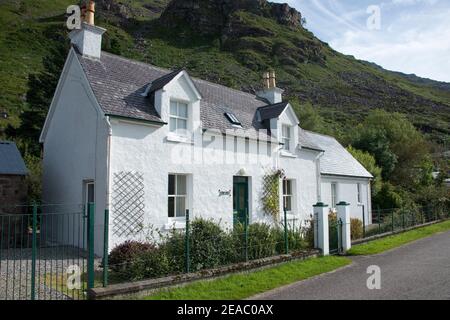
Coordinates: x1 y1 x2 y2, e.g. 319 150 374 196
0 175 27 209
0 175 28 248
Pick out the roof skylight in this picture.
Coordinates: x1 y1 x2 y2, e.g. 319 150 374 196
225 112 241 126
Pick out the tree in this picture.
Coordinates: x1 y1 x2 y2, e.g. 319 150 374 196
290 99 330 134
350 109 430 188
347 146 382 196
350 128 397 180
372 182 404 210
6 42 69 156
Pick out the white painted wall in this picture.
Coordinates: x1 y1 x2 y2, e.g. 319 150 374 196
320 176 371 225
42 50 109 255
108 118 321 248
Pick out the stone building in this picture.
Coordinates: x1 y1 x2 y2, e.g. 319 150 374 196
0 141 28 209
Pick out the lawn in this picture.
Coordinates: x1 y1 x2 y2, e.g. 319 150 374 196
348 220 450 256
144 256 351 300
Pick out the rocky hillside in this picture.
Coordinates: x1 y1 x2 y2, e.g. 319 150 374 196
0 0 449 145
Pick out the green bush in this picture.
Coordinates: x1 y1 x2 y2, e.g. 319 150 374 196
350 218 363 240
109 218 315 282
247 223 278 260
129 247 171 281
109 241 155 271
303 219 315 248
188 218 233 271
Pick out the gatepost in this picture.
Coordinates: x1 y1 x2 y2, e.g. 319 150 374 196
313 202 329 256
337 201 352 253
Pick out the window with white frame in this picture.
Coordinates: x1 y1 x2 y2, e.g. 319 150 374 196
169 101 188 133
168 174 187 218
283 179 293 212
84 181 95 209
331 182 338 208
282 124 291 151
357 183 362 203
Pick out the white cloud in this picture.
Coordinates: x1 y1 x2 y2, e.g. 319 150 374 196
272 0 450 82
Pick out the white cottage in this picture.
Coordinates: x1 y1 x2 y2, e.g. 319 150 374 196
40 19 372 254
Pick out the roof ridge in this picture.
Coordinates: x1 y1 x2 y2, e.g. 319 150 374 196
258 101 288 109
100 51 262 101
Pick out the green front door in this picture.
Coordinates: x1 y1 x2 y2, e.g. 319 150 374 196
233 177 249 227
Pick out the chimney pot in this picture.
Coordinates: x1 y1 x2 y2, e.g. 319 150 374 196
86 1 95 25
263 72 270 90
269 70 276 89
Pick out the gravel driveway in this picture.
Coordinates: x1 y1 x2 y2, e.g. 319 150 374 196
0 246 99 300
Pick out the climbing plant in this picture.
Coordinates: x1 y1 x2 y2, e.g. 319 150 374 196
261 169 285 221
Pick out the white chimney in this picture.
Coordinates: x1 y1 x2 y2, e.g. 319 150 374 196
256 70 284 104
69 1 106 59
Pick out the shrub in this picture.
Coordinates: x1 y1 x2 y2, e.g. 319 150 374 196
109 240 155 280
109 241 155 271
129 247 171 281
161 230 186 274
350 218 363 240
188 218 234 271
247 223 278 259
302 219 315 248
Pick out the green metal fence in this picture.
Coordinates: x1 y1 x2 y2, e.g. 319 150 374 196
106 209 315 285
0 203 106 300
329 216 343 254
359 202 450 241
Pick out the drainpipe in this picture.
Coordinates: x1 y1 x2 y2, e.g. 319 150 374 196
105 116 112 211
315 151 325 202
274 144 283 169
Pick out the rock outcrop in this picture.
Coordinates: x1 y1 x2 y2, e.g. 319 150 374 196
160 0 302 35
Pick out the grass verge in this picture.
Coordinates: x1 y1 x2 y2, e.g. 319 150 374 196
144 256 351 300
348 220 450 256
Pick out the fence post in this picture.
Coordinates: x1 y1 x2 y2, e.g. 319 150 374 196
402 210 405 229
337 202 351 253
377 207 381 234
30 204 37 300
87 203 95 290
284 208 289 255
313 202 329 256
185 209 190 274
102 209 109 287
244 210 249 262
361 205 366 238
391 210 395 232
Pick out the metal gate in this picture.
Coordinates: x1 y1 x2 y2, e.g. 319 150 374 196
329 216 343 254
0 203 98 300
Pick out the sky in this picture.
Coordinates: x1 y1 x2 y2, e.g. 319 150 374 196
272 0 450 82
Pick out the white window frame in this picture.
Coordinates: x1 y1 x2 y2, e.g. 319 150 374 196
282 124 291 151
168 174 188 220
84 181 95 209
282 179 294 212
357 183 362 204
331 182 338 208
169 100 189 134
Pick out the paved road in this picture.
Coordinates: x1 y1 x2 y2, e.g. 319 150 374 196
253 230 450 300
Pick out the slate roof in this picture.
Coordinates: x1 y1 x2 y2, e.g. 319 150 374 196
76 50 371 178
0 141 28 175
298 129 324 152
301 131 373 178
77 51 272 139
148 69 183 94
258 102 289 121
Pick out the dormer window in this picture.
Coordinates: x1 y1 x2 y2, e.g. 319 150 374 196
282 124 291 151
169 101 188 133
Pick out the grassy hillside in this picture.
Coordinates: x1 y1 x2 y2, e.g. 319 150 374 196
0 0 449 146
